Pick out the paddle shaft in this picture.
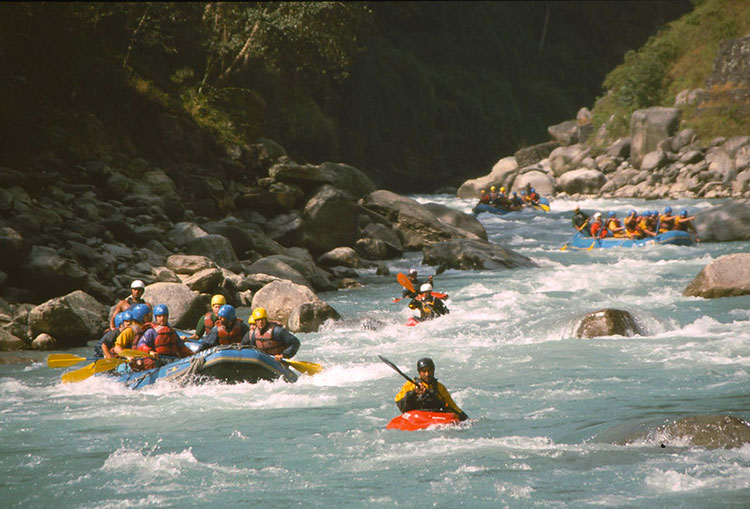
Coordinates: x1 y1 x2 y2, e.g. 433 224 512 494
378 355 422 388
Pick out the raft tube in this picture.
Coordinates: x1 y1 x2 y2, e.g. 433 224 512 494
567 230 694 250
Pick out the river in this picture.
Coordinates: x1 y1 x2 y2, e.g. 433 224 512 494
2 196 749 507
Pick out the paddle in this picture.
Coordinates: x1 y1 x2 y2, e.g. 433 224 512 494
561 219 589 251
61 358 126 384
48 353 99 368
282 359 324 375
378 355 422 388
397 272 415 294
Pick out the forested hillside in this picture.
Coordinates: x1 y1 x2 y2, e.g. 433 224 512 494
0 2 691 191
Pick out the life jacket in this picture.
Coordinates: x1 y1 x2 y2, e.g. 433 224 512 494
624 215 638 233
659 214 674 232
131 323 151 348
606 218 624 237
590 221 607 238
153 324 181 356
479 193 490 204
203 312 216 331
251 323 286 355
217 319 245 345
529 192 539 202
673 216 688 231
489 191 498 201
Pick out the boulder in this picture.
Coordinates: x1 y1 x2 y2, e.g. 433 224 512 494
31 333 57 351
658 415 750 449
694 199 750 242
607 138 631 159
251 280 340 333
166 254 218 275
557 168 607 195
168 222 209 247
141 282 205 329
548 119 579 145
184 234 240 271
181 267 224 293
513 141 560 168
574 309 644 338
265 210 309 247
630 107 681 168
549 145 590 177
422 202 487 240
456 157 519 199
27 291 108 347
355 238 390 260
0 226 30 271
422 238 535 272
19 246 89 302
359 223 403 257
269 161 376 199
639 151 669 172
244 257 311 288
317 247 363 268
302 185 360 254
683 253 750 298
511 170 557 197
201 216 268 259
0 328 25 351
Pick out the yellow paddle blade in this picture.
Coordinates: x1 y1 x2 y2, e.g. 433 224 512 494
586 240 596 251
397 272 415 293
283 359 324 375
559 245 568 252
540 203 550 212
61 358 124 384
47 353 88 368
119 349 148 358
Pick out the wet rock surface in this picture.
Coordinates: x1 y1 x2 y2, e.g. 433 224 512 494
574 309 644 339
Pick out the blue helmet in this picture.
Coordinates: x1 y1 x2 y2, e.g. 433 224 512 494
628 210 636 216
521 191 526 195
652 210 659 216
665 206 672 214
642 211 651 217
122 309 133 322
608 211 616 218
113 312 124 328
217 304 236 322
512 191 517 196
130 304 149 323
681 209 688 216
531 188 535 193
153 304 168 317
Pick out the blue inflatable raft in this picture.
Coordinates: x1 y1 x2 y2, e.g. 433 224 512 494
107 344 298 389
472 197 550 216
566 230 694 250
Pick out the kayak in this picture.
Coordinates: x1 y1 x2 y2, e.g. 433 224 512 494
386 410 461 430
105 344 298 389
405 317 420 327
566 230 694 250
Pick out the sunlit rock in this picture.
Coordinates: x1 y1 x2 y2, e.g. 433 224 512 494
658 415 750 449
574 309 643 338
694 199 750 242
251 280 340 333
27 291 108 347
422 238 535 272
141 282 205 330
683 253 750 298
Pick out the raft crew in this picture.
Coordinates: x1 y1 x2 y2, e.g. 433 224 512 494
188 294 226 340
408 283 449 322
198 304 250 350
575 206 698 240
137 304 193 359
674 209 699 240
111 303 152 357
109 280 152 329
394 357 468 421
241 307 301 360
605 212 625 237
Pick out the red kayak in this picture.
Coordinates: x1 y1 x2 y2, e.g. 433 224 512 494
405 317 420 327
386 410 460 431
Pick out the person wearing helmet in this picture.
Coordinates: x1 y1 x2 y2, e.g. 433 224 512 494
659 206 676 232
112 303 154 357
636 211 656 238
589 212 607 238
527 187 540 206
241 307 300 360
137 304 193 359
199 304 250 351
408 283 449 322
401 269 433 299
572 206 590 234
94 312 128 358
489 186 498 203
109 279 152 329
188 294 227 340
606 212 625 238
624 210 638 238
478 189 490 205
394 358 468 421
509 191 523 209
673 209 699 240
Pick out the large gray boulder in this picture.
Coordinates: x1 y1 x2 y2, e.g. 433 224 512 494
658 415 750 449
0 227 30 271
19 247 89 302
683 253 750 298
0 328 25 351
422 238 535 272
245 257 311 289
185 234 240 271
630 107 681 168
574 309 644 339
180 268 224 294
456 157 519 199
547 119 579 145
251 280 340 333
359 223 403 258
302 185 360 254
269 161 376 199
166 254 218 275
694 199 750 241
549 144 590 177
422 202 488 240
511 170 557 196
558 168 607 195
27 291 108 347
317 247 363 269
142 282 205 330
514 141 560 168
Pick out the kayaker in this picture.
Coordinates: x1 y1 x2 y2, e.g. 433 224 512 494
394 358 468 421
241 307 300 360
187 294 226 340
136 304 193 359
659 206 676 232
402 268 432 299
572 206 590 234
408 283 449 322
199 304 250 350
674 209 699 241
94 311 127 358
111 304 152 357
109 280 152 329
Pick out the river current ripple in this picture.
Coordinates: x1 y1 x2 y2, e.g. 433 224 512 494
2 196 749 508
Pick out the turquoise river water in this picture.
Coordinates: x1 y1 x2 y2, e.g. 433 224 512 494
1 196 749 508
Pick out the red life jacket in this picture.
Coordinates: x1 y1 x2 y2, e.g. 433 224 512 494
251 323 286 355
153 324 181 356
217 319 244 345
203 312 216 331
590 221 606 238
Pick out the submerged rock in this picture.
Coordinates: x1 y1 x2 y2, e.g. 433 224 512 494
574 309 643 338
659 415 750 449
683 253 750 298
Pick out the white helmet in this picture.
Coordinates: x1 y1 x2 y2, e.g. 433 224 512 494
420 283 433 293
594 212 602 219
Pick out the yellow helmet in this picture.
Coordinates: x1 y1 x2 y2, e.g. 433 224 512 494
211 294 226 307
490 186 496 191
500 187 506 192
251 307 268 322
